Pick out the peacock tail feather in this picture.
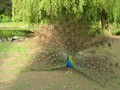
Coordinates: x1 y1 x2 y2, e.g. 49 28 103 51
29 21 120 86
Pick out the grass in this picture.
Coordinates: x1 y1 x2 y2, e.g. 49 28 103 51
0 40 34 90
0 22 29 28
0 27 30 31
0 22 35 38
0 22 36 31
0 42 28 52
0 29 34 38
15 81 31 90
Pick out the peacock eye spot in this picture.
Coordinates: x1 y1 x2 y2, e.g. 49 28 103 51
109 63 112 66
108 43 111 47
110 71 113 73
87 65 90 67
115 63 118 67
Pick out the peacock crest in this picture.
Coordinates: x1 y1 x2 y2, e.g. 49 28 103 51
29 19 120 86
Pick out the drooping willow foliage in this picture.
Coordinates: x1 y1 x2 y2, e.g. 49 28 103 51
12 0 120 25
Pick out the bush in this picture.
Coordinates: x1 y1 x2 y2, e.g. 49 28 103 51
0 14 12 23
115 31 120 35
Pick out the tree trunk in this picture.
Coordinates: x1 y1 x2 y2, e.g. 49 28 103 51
12 0 15 22
100 9 111 36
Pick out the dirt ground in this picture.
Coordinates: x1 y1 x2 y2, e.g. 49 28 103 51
0 37 120 90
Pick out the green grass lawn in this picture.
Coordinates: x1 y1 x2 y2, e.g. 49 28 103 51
0 28 34 38
0 27 30 31
0 42 29 52
0 22 35 38
0 22 28 28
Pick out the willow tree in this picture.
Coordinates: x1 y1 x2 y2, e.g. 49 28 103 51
12 0 120 34
12 0 31 22
83 0 120 35
12 0 44 24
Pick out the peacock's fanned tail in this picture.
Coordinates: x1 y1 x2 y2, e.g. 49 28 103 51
74 49 117 86
30 23 120 86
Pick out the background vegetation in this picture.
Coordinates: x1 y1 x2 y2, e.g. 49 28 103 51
0 0 120 36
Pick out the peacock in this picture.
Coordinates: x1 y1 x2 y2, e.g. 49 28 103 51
29 19 120 86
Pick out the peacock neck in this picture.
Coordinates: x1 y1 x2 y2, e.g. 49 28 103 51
67 54 74 64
